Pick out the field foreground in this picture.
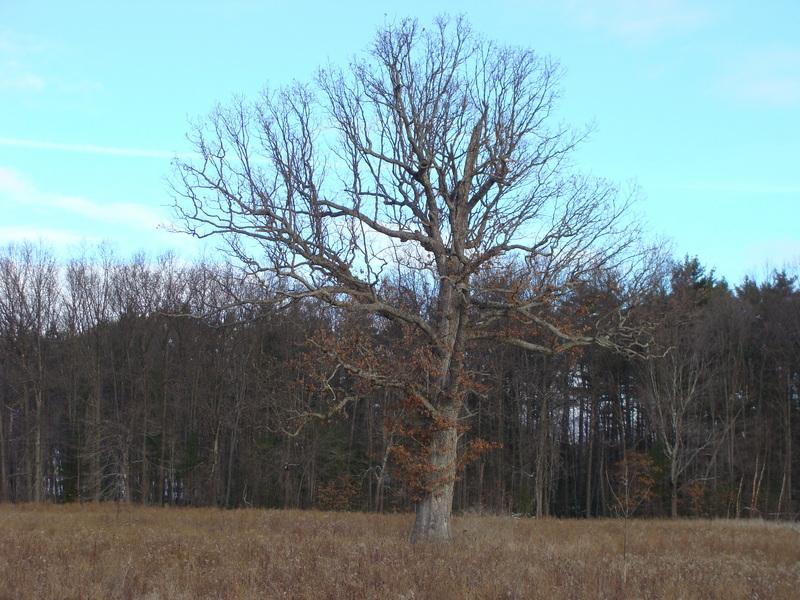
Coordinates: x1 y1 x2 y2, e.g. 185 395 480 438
0 504 798 599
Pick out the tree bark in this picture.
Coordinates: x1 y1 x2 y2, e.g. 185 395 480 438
34 387 43 502
0 405 7 502
411 408 459 544
670 476 679 519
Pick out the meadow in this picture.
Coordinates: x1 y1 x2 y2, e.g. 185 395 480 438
0 503 797 599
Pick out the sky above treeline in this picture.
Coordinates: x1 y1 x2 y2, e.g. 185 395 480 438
1 0 798 285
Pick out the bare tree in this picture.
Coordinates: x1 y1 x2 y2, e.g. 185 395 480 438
63 243 119 501
172 16 656 542
0 242 61 502
640 259 723 518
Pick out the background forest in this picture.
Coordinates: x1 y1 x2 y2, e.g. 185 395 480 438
0 240 798 519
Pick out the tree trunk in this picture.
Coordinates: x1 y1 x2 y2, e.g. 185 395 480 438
140 409 150 503
225 400 241 508
410 416 459 544
375 430 393 513
670 450 679 518
780 370 792 515
585 385 599 518
209 422 221 507
670 478 678 519
89 380 102 502
0 405 7 502
34 387 43 503
158 369 169 505
534 392 551 519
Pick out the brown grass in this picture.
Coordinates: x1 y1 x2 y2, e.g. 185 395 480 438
0 504 797 599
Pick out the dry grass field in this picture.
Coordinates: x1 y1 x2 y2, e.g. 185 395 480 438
0 504 797 600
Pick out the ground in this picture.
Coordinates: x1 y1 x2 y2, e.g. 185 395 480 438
0 504 797 599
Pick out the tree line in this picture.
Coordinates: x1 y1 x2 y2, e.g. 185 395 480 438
1 240 797 519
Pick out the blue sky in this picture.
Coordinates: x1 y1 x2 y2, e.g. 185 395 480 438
1 0 798 284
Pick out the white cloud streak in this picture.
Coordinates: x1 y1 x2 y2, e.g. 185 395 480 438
0 166 206 256
0 166 169 235
0 137 192 159
664 182 800 194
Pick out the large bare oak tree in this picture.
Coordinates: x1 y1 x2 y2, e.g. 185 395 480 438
172 16 656 543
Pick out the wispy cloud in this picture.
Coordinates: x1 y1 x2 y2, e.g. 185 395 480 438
0 167 206 256
716 46 800 108
563 0 715 43
0 137 191 159
0 29 103 100
0 166 37 196
664 182 800 194
0 29 56 93
0 60 45 91
0 166 169 235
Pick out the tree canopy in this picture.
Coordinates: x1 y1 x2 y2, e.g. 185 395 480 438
171 15 662 542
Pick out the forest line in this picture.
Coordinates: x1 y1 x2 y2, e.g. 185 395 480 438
0 240 798 519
